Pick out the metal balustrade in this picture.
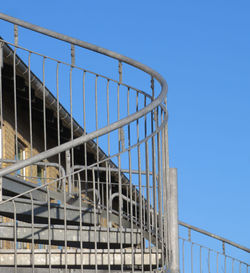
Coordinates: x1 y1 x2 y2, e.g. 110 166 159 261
0 12 249 273
179 222 249 273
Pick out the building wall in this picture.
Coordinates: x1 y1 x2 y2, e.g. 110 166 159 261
0 64 110 250
1 85 60 189
0 77 62 249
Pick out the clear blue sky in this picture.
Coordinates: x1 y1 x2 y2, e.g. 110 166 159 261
1 0 250 252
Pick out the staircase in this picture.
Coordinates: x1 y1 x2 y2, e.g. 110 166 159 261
0 13 249 273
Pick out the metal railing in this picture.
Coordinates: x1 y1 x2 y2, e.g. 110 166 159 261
0 12 170 273
179 222 249 273
0 13 249 273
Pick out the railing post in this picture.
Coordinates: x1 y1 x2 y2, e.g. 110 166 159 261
168 168 180 273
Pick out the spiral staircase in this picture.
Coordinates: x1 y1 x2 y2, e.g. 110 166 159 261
0 13 249 273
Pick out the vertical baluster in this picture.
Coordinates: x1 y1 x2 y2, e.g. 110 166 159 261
143 186 145 237
161 107 168 266
163 96 171 264
191 243 193 273
106 80 110 157
30 193 35 273
102 181 104 210
106 162 111 273
83 71 88 194
92 169 98 273
135 188 137 225
42 57 47 152
77 172 83 273
95 75 100 212
127 87 134 273
13 200 17 273
136 91 144 272
156 104 164 268
70 44 75 194
28 52 33 180
117 79 124 273
126 180 129 222
200 246 202 273
44 165 47 194
208 249 211 273
13 26 18 166
217 252 219 273
150 183 154 231
145 95 152 271
225 255 227 273
106 79 111 271
47 187 51 273
108 165 112 265
56 62 62 190
182 239 185 273
42 57 47 187
151 77 159 268
63 164 68 273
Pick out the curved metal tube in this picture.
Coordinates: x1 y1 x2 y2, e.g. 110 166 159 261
0 12 168 178
0 12 168 84
109 192 137 211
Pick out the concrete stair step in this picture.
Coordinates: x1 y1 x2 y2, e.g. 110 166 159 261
0 248 162 268
0 269 154 273
0 197 163 247
0 223 141 248
0 197 99 226
2 175 77 204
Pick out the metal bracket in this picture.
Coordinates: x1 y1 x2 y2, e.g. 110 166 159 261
71 44 75 66
118 61 122 83
14 24 18 46
151 76 154 98
188 228 191 242
222 241 225 255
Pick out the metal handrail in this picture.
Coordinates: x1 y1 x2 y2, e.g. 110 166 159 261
0 12 168 177
0 12 167 89
0 13 248 273
179 220 250 253
0 12 169 272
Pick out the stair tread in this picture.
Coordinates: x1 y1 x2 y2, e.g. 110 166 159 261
0 223 142 247
0 248 162 267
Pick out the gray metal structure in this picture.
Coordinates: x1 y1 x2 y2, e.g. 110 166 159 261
0 13 248 273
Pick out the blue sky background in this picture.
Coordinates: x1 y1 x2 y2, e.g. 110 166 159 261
1 0 249 260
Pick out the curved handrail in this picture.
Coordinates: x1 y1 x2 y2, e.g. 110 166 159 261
0 12 168 177
0 12 167 91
